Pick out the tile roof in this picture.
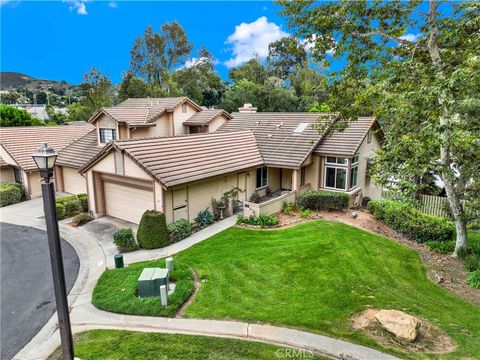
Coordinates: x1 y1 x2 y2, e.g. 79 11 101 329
183 109 232 126
0 122 93 171
92 97 202 127
56 129 102 169
81 130 263 187
217 112 331 168
314 117 377 156
0 154 8 167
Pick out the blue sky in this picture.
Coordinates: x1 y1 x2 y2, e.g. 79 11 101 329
1 1 294 84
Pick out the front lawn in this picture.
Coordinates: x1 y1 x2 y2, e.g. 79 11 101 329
48 330 326 360
94 220 480 359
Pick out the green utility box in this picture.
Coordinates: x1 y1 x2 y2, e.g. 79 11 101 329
138 268 169 298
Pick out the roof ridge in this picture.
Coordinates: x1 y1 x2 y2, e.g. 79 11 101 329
111 129 253 143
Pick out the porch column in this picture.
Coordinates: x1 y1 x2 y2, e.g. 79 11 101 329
86 170 98 218
55 165 64 192
292 169 301 194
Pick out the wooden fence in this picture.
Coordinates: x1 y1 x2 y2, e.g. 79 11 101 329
382 190 450 218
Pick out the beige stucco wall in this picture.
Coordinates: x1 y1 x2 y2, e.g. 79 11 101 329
0 166 15 183
172 103 198 136
132 113 172 138
356 130 382 199
61 166 87 195
303 156 320 189
27 171 43 198
208 115 229 133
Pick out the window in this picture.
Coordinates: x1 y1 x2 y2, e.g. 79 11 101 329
325 167 347 190
300 167 306 186
352 154 359 164
14 168 23 184
256 166 268 189
367 130 372 144
99 128 116 143
326 156 347 165
350 154 359 190
182 104 187 113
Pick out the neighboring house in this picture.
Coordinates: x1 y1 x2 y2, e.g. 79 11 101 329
0 122 93 198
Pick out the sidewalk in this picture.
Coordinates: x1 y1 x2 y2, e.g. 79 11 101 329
10 205 399 360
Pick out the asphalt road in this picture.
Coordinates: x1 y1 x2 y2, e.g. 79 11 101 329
1 223 79 360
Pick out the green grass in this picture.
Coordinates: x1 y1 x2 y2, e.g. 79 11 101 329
48 330 326 360
93 220 480 358
92 259 194 317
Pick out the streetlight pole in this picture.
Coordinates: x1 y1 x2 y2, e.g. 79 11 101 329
33 143 74 360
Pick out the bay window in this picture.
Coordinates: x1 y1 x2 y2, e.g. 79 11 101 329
323 155 359 191
350 154 359 190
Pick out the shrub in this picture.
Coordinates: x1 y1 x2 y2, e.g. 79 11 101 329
72 212 90 226
56 203 66 220
56 194 78 204
137 210 169 249
298 191 349 211
467 270 480 289
300 209 312 218
425 240 455 254
0 182 22 207
78 193 88 212
195 208 214 228
463 254 480 272
64 200 82 217
113 228 138 253
168 219 192 243
368 199 455 243
236 214 279 228
282 201 300 215
249 192 261 203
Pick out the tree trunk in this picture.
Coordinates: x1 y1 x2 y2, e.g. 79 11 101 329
427 0 467 254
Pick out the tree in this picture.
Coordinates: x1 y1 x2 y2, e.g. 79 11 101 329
118 71 150 102
278 0 480 254
228 58 269 85
0 105 45 127
267 37 307 80
0 91 21 104
35 91 48 104
130 22 193 94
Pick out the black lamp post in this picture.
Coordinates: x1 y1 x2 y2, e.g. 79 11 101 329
32 143 74 360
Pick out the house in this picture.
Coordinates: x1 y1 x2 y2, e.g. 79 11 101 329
71 99 382 224
0 122 93 198
55 97 232 196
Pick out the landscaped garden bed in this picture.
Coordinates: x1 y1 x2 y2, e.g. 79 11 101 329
48 329 326 360
93 220 480 359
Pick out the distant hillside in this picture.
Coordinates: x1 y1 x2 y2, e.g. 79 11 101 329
0 72 76 90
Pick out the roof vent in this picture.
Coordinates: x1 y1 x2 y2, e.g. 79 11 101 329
238 103 257 113
267 134 273 139
293 123 310 133
255 121 260 126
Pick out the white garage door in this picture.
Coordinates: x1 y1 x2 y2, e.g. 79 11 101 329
63 167 86 195
104 181 153 224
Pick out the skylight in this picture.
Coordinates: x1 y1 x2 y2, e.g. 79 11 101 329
293 123 310 133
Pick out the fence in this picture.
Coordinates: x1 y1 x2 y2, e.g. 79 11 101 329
382 190 450 218
244 190 296 217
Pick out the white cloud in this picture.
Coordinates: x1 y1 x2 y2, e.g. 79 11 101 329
64 0 88 15
399 33 419 42
224 16 289 68
181 57 220 69
108 1 117 8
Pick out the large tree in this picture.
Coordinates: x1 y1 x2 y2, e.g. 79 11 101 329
267 36 308 80
0 105 45 127
278 0 480 254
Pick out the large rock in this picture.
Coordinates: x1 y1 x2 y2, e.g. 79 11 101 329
374 310 420 342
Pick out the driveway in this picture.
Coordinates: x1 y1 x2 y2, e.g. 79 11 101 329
0 223 79 360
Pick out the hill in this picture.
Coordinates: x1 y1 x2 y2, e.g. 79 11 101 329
0 72 75 90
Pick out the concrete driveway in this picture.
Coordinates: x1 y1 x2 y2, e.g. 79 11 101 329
0 195 79 360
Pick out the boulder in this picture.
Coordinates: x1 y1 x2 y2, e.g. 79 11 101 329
374 310 420 342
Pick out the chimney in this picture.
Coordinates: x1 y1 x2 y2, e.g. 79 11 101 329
238 103 257 113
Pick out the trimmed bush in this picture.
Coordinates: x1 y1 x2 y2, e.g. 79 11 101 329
425 240 455 254
368 199 455 243
64 200 82 217
56 194 79 204
467 270 480 289
113 228 138 253
0 182 22 207
298 191 349 211
56 203 66 220
168 219 192 243
194 208 214 229
236 214 279 228
72 212 90 226
137 210 169 249
78 193 88 212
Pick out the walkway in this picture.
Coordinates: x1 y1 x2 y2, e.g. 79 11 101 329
8 199 399 360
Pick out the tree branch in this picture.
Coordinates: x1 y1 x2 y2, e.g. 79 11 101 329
350 30 425 49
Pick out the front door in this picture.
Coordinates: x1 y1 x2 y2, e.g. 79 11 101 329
173 188 188 221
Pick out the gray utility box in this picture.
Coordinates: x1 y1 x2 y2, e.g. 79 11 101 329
138 268 169 298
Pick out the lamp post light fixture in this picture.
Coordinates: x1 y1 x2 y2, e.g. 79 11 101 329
32 143 74 360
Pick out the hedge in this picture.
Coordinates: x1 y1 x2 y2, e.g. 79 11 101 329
137 210 169 249
297 191 349 211
78 193 88 212
56 203 66 220
56 194 79 204
64 200 82 217
0 182 22 207
368 199 455 243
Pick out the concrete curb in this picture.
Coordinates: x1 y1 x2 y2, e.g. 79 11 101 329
11 211 399 360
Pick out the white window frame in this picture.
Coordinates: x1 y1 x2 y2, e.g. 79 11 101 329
326 156 347 165
256 166 268 190
99 128 116 143
349 154 359 190
324 166 347 191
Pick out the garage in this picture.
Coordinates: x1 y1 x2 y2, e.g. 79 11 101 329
103 178 153 224
62 166 87 195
